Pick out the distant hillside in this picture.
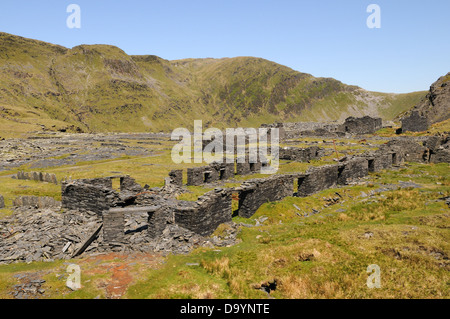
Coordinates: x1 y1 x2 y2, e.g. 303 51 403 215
0 32 426 137
397 72 450 124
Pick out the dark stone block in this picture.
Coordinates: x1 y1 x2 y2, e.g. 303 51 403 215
187 167 207 186
337 158 369 185
430 149 450 163
168 169 183 186
342 116 382 134
297 165 339 197
280 146 324 162
120 176 143 193
174 189 232 236
237 175 293 218
401 111 429 133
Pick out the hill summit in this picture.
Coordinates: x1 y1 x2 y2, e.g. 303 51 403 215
0 32 426 137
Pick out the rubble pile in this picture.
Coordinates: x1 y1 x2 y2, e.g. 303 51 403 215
0 207 241 264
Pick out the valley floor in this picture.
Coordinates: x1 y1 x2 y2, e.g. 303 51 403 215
0 132 448 299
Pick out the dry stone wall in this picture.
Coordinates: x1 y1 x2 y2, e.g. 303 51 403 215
174 188 233 236
342 116 382 134
13 196 60 209
15 171 58 185
61 177 119 216
337 158 369 185
236 174 294 218
401 111 429 133
169 169 183 187
297 165 339 197
279 146 324 162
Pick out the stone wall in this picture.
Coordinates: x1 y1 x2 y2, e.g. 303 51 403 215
103 208 126 244
236 159 251 176
13 196 60 209
103 206 163 244
61 177 121 216
381 139 428 163
147 205 171 239
430 149 450 163
342 116 382 134
169 169 183 187
120 176 143 193
236 174 294 218
174 188 232 236
262 117 383 138
423 135 450 164
185 158 263 185
279 146 324 162
0 195 5 209
366 154 393 172
187 166 208 186
16 171 58 185
337 158 369 185
401 111 429 133
297 165 339 197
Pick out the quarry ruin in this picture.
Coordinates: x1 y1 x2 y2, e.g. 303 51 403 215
0 117 449 265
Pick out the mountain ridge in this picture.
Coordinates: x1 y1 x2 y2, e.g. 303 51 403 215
0 32 426 137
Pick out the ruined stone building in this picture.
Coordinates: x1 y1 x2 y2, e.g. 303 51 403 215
341 116 383 135
401 111 430 133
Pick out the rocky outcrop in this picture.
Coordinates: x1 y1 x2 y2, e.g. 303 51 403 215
402 73 450 124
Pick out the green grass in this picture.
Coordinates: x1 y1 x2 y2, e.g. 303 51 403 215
123 163 449 299
0 145 448 299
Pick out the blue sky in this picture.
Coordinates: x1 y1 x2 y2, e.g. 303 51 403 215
0 0 449 93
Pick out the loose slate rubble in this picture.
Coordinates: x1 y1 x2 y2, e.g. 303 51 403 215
0 206 240 264
0 208 101 264
11 275 46 299
0 132 160 171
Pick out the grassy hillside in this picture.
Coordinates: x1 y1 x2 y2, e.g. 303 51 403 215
0 32 426 138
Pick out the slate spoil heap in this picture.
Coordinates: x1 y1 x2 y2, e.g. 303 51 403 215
0 208 101 264
0 205 240 264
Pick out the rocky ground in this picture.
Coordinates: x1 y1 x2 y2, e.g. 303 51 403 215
0 206 241 265
0 132 169 171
